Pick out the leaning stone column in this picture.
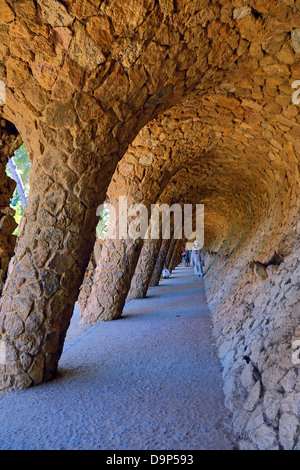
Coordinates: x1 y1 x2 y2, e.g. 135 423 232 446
169 239 183 272
0 162 104 389
127 237 162 301
80 146 182 326
149 238 171 287
165 237 177 270
80 237 143 324
0 113 120 390
77 239 103 314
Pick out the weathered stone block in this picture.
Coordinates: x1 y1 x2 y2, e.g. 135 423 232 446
279 413 299 450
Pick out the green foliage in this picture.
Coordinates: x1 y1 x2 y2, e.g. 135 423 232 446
5 144 31 235
96 204 110 239
8 143 31 196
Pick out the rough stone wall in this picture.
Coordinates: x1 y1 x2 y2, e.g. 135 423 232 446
0 119 21 294
204 203 300 449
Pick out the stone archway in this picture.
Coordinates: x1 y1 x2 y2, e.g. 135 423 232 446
0 0 299 451
0 0 225 388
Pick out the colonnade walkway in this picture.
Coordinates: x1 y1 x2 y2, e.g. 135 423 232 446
0 266 234 450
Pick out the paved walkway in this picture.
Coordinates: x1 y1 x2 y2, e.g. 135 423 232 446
0 266 234 450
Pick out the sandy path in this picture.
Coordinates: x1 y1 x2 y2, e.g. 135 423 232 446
0 266 234 450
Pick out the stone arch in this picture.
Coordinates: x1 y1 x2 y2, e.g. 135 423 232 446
78 123 184 325
0 2 298 451
0 0 227 388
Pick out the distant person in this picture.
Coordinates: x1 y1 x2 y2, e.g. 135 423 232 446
190 242 205 277
162 266 170 278
182 249 190 266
